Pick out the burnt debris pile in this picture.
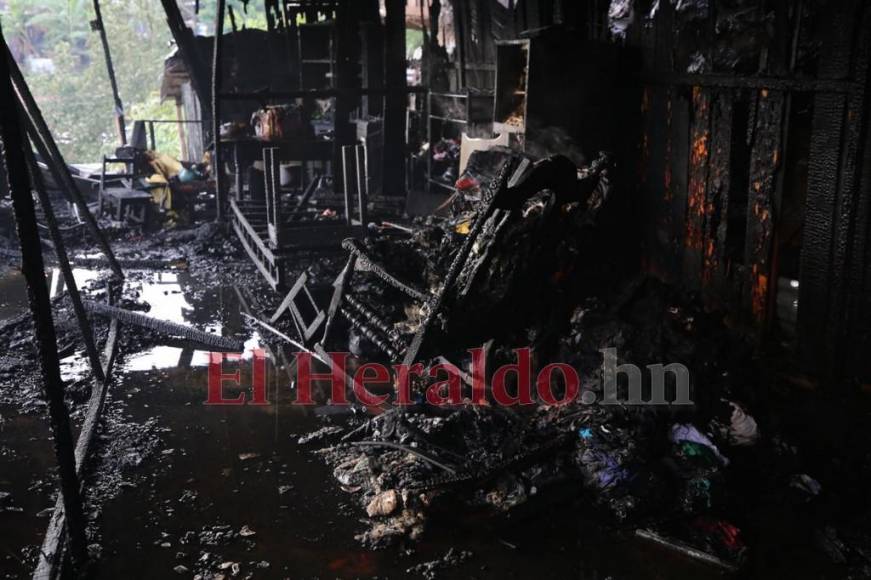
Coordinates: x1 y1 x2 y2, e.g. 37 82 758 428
283 149 868 573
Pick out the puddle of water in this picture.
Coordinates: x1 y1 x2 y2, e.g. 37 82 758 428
133 272 194 325
0 406 58 575
0 266 103 322
59 350 92 383
87 278 719 580
47 268 102 299
119 271 263 373
0 269 28 321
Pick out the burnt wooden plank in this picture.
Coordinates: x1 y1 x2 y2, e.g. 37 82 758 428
743 89 785 323
851 110 871 379
640 0 677 281
640 84 671 279
669 89 691 283
683 86 711 290
798 2 858 372
641 82 676 282
703 90 733 299
838 8 871 380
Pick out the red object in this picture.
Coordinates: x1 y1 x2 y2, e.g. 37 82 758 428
455 176 479 191
694 517 744 550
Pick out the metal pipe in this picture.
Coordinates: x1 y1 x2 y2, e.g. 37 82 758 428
240 312 311 354
212 0 226 220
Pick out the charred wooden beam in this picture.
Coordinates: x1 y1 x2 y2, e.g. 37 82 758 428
288 175 323 221
212 0 226 219
33 314 120 580
321 253 356 344
402 161 515 367
798 1 863 381
91 0 126 146
82 299 245 351
0 23 89 572
3 41 124 279
823 10 871 382
703 91 734 296
683 86 711 290
333 0 357 161
383 0 407 195
743 89 785 324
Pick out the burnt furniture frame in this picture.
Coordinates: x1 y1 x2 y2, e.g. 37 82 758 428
277 158 527 370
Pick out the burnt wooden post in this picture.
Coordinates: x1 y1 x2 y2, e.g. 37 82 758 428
91 0 126 146
356 143 369 236
383 0 407 196
341 144 355 225
264 147 282 247
0 25 89 572
333 0 358 193
3 42 124 279
798 1 870 383
212 0 226 220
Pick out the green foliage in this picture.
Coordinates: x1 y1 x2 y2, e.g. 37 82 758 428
407 28 423 60
1 0 178 162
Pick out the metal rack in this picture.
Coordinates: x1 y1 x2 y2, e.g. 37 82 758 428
298 21 335 89
425 88 493 193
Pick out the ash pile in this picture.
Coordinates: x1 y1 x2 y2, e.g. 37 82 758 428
287 150 868 575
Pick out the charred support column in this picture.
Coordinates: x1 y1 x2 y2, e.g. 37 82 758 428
0 25 89 572
91 0 126 146
212 0 226 220
383 0 407 196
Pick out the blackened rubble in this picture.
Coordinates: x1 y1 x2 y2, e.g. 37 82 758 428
288 152 864 576
2 1 871 578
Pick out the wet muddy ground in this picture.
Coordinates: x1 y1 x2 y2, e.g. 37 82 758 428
0 230 866 579
0 244 729 579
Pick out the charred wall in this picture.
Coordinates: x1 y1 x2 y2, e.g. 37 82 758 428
445 0 871 386
624 0 871 386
